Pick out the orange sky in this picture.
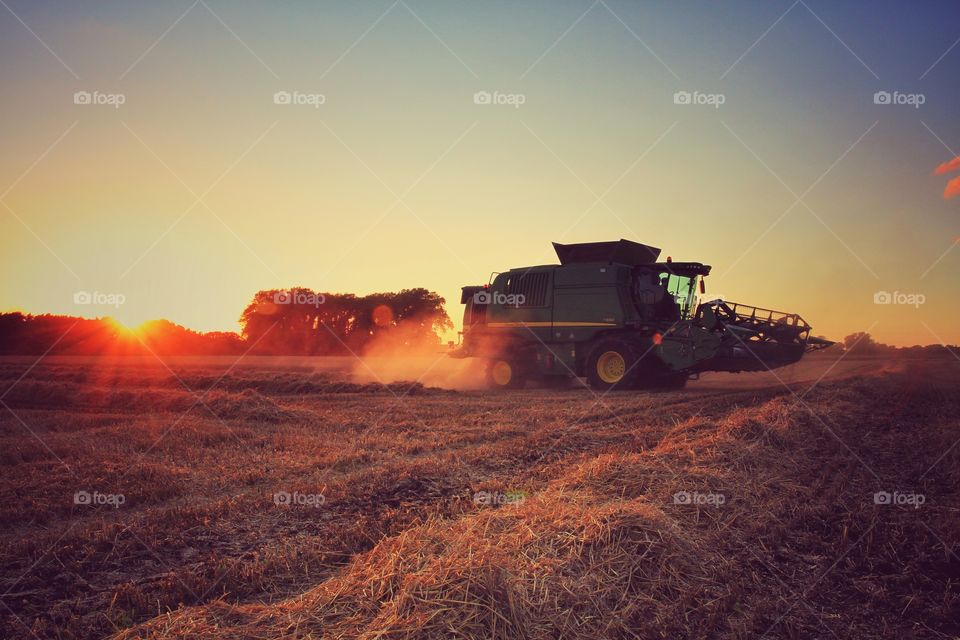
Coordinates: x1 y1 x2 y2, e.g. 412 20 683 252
1 2 958 347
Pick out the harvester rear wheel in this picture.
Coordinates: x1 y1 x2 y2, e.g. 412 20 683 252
485 359 526 390
586 339 639 391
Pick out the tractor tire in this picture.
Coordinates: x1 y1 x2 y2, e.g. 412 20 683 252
586 339 641 391
485 358 527 390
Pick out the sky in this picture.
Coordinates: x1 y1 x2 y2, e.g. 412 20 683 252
0 0 958 346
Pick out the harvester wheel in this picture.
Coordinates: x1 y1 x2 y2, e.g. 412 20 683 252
485 359 526 390
586 339 639 391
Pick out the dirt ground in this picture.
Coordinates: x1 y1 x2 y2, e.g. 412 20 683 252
0 353 958 639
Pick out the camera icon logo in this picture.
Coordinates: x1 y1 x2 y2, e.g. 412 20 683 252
473 291 492 305
273 91 292 105
274 291 293 304
873 491 892 505
672 491 692 505
74 490 91 505
73 291 92 305
473 91 492 105
873 91 891 105
873 291 892 304
73 91 92 105
673 91 692 105
273 491 291 505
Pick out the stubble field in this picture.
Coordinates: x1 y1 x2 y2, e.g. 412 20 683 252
0 353 958 639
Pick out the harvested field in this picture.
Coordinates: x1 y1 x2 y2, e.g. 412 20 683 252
0 354 958 639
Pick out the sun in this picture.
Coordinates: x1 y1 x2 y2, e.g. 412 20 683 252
107 307 156 332
104 315 146 338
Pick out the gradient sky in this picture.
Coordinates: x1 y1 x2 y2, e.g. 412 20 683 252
1 0 958 346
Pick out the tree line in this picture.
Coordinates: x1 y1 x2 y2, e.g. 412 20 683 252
837 332 956 356
239 287 451 355
0 313 243 356
0 287 452 356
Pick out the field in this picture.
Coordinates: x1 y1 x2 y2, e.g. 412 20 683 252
1 353 958 639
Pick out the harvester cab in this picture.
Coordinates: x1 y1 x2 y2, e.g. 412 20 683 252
631 261 709 322
452 239 832 390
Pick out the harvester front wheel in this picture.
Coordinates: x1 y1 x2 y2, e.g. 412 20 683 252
586 339 639 391
485 359 526 390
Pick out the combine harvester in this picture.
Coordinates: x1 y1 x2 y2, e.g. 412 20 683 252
450 239 832 390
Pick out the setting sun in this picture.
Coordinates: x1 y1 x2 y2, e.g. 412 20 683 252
104 315 144 337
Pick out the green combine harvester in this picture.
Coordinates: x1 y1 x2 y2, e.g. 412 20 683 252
450 239 832 390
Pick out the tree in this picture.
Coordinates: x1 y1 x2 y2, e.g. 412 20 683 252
238 287 452 355
842 332 877 352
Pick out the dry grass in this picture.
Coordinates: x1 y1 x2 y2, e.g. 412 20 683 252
0 356 958 639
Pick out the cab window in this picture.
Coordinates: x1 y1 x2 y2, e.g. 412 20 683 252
660 273 697 318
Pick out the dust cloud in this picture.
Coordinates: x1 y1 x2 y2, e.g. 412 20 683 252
348 318 488 390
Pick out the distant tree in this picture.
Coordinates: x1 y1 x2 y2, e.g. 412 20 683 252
0 312 244 356
1 287 453 357
842 332 877 352
239 287 452 355
841 332 908 355
0 312 27 354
